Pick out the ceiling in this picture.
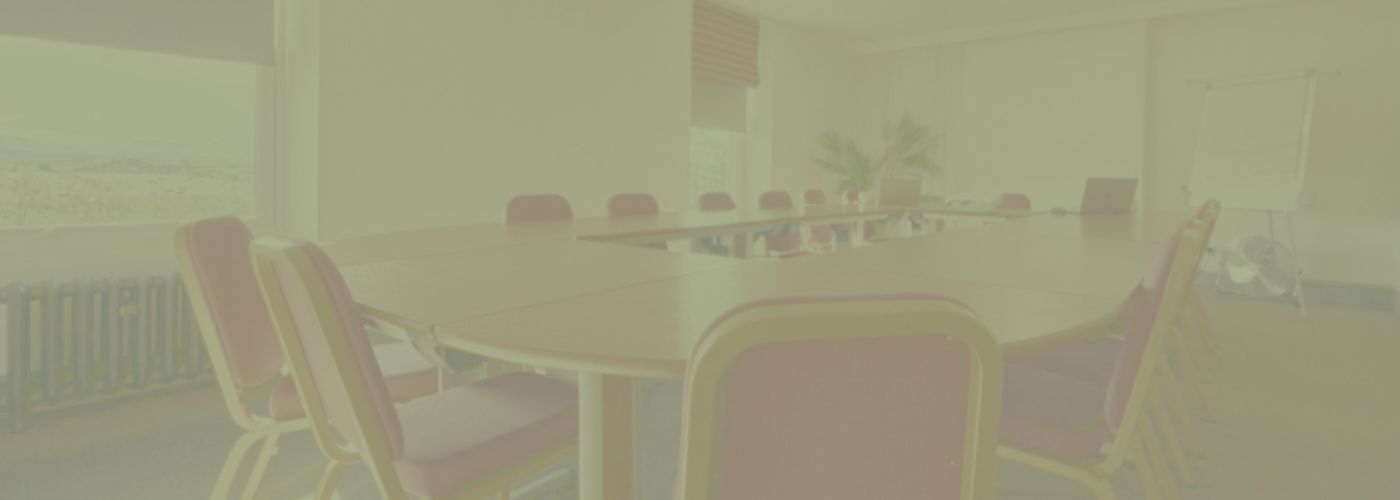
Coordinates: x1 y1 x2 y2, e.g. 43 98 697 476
723 0 1268 43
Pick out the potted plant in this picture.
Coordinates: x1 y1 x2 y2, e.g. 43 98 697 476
813 113 941 205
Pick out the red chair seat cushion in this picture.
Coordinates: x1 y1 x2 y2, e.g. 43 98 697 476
1009 337 1123 385
393 372 578 497
1000 364 1112 461
267 342 439 420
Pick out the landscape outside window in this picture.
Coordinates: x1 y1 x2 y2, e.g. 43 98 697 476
0 34 257 228
689 127 742 201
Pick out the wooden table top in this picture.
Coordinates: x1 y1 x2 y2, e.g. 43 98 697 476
980 212 1189 242
812 228 1160 298
521 205 902 244
323 223 565 265
431 259 1122 377
338 239 741 332
331 212 1156 379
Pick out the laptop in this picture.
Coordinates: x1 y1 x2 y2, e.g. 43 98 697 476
1079 177 1139 215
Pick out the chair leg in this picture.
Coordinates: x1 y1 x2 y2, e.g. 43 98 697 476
1150 388 1196 486
210 430 268 500
239 432 282 500
1166 328 1204 384
1133 433 1164 500
1175 314 1215 382
1173 332 1216 422
314 460 350 500
1139 418 1182 500
1156 360 1203 457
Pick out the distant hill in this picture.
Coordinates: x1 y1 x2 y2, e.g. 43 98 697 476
0 134 246 170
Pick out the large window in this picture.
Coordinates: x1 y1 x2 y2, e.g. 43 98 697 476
689 127 744 201
0 34 262 228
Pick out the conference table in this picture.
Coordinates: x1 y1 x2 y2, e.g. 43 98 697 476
326 208 1173 500
516 203 1032 251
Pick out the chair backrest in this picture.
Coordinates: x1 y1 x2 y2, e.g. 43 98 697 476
607 193 660 217
843 189 862 205
174 216 285 428
250 238 408 497
505 194 573 224
698 192 736 212
677 294 1003 500
802 189 827 205
758 190 793 210
997 193 1032 211
1097 220 1206 468
1194 199 1221 253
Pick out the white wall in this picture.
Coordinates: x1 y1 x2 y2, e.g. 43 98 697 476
312 0 691 240
848 43 964 197
1148 0 1400 285
753 22 856 198
959 23 1147 209
843 23 1147 209
819 0 1398 287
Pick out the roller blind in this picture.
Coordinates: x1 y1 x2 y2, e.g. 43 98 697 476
693 0 759 87
0 0 275 65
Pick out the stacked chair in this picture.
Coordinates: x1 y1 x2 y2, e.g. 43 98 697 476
505 194 574 224
175 217 440 499
998 201 1222 500
756 190 805 258
607 192 668 250
249 237 579 500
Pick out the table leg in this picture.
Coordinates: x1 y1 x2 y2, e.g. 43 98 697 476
731 233 749 258
579 372 635 500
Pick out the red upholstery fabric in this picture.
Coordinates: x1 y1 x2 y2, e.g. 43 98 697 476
505 194 573 224
802 190 827 205
607 193 660 216
393 372 578 497
689 294 979 500
763 231 802 255
182 217 285 390
758 190 793 210
1103 220 1188 427
698 192 736 212
1010 337 1123 386
271 241 407 458
1001 364 1112 460
997 193 1032 211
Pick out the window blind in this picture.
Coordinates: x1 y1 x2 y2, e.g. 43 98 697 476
693 0 759 88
